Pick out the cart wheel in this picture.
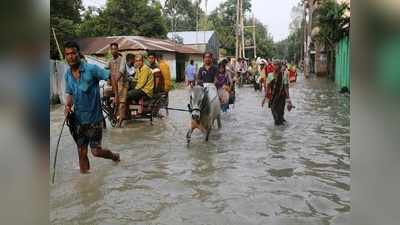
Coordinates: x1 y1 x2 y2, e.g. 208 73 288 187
151 98 162 122
163 96 169 117
102 104 117 128
108 112 117 128
110 117 117 127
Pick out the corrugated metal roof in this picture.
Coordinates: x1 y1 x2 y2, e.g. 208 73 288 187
167 31 215 45
77 36 203 55
85 55 107 68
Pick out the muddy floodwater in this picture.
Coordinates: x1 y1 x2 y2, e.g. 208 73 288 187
50 74 350 225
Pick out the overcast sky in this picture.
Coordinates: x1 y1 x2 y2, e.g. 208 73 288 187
82 0 300 42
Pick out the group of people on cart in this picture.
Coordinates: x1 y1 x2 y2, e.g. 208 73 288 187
104 42 172 127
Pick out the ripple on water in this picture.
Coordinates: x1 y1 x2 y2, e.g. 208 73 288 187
50 76 350 225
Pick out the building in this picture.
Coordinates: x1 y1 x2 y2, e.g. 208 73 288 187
305 0 350 78
76 36 203 82
335 35 349 91
167 30 219 60
304 0 328 77
335 0 350 91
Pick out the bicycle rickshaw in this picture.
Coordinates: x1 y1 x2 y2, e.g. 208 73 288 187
100 70 168 128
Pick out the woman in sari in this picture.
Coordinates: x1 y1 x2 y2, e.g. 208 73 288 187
262 60 293 125
215 62 231 112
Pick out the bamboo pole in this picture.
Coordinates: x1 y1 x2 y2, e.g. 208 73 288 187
196 0 199 46
204 0 207 43
235 0 240 61
240 0 245 58
52 27 64 60
51 27 64 104
253 14 256 58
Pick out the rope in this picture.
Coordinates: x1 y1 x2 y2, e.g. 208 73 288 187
166 107 190 112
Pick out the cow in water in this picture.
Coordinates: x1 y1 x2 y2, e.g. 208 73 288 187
186 84 222 143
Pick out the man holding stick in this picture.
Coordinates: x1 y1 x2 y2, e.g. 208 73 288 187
64 41 120 174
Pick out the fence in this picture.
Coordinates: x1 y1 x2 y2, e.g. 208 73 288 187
335 36 350 90
50 60 67 105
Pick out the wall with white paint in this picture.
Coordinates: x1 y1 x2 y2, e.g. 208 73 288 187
162 53 177 81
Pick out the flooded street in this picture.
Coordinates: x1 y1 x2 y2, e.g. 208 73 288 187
50 74 350 225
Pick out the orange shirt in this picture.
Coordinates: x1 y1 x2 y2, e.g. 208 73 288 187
289 67 297 81
159 60 172 92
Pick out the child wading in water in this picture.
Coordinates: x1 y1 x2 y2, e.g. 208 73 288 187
215 62 231 112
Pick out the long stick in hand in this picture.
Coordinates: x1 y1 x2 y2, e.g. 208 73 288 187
52 116 67 184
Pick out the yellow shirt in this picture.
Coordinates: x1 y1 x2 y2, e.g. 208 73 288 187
135 64 154 97
159 60 172 92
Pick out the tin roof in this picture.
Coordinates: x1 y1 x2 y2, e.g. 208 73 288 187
77 36 203 55
167 31 215 45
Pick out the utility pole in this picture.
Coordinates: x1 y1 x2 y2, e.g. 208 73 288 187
253 14 256 59
172 1 178 51
196 0 199 46
236 0 254 60
240 0 245 58
308 1 314 76
244 14 257 59
304 0 311 78
302 1 307 72
300 17 303 65
204 0 208 43
235 0 240 61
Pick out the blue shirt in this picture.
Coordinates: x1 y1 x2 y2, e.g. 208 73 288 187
185 64 196 81
65 62 110 125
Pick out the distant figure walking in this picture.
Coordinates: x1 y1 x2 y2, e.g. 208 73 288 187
258 59 267 92
185 59 196 88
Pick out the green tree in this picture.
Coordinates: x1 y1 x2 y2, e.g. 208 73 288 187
50 0 83 59
81 0 167 37
286 4 304 64
315 0 350 78
51 0 169 59
208 0 253 56
51 0 83 22
286 28 303 64
272 3 304 64
163 0 204 32
274 38 289 59
76 7 109 38
250 20 275 58
316 0 350 48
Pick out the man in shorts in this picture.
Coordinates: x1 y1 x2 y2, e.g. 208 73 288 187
64 41 120 174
